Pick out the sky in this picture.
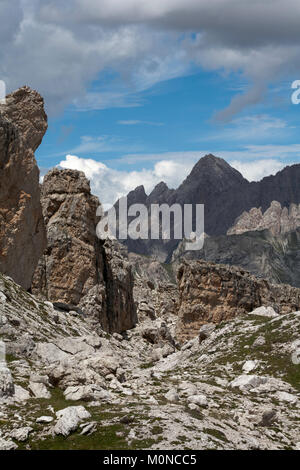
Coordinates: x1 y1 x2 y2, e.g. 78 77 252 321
1 0 300 208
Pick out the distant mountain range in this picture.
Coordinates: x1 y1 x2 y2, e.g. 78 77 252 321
115 154 300 263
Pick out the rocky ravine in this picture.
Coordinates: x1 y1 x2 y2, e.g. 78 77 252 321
0 272 300 450
0 87 47 290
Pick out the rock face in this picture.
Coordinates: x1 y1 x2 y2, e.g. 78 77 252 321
32 168 103 305
0 87 47 289
227 201 300 236
32 168 137 334
116 155 300 261
176 260 300 342
172 227 300 288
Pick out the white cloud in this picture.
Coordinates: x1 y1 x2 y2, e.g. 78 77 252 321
58 151 297 208
204 115 288 141
230 159 285 182
59 154 193 208
2 1 300 117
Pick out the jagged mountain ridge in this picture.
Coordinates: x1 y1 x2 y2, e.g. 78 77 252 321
116 154 300 261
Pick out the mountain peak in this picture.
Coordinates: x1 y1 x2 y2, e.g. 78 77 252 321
180 154 246 193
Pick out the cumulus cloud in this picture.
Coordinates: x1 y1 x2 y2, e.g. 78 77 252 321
230 159 285 182
59 154 193 208
1 1 300 116
57 152 292 208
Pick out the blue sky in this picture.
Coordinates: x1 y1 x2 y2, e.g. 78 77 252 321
1 1 300 207
36 68 300 207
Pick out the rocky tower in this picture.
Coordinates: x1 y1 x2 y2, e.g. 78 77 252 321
32 168 137 334
0 87 47 289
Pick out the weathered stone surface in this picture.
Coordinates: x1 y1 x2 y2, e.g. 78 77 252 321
228 201 300 236
54 406 91 436
32 168 103 305
230 375 268 392
29 381 51 399
14 385 30 402
0 437 17 450
36 416 54 424
0 87 47 289
0 364 14 398
32 169 137 334
10 427 33 442
176 260 300 342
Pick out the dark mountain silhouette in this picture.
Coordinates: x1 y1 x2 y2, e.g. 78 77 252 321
114 154 300 261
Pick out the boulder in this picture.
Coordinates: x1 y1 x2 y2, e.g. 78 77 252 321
187 394 208 407
230 375 268 392
36 416 54 424
54 406 91 436
10 427 33 442
29 381 51 399
242 360 257 373
0 437 17 450
0 365 14 398
165 389 179 402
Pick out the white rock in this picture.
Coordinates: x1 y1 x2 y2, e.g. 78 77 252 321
165 389 179 402
29 381 51 399
249 306 279 317
275 391 298 405
36 416 54 424
55 337 94 356
64 384 111 402
14 385 30 401
147 396 158 404
187 394 208 407
242 360 257 373
252 336 266 348
35 342 69 364
79 422 97 435
230 375 268 392
10 427 33 442
30 373 50 386
188 403 199 411
0 365 14 398
0 437 18 450
54 406 91 436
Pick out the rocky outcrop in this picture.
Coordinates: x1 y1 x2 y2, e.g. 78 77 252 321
0 87 47 289
172 227 300 288
32 168 103 305
227 201 300 236
176 260 300 342
32 168 136 334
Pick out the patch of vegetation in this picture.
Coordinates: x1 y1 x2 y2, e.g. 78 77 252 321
140 361 154 369
203 428 228 442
